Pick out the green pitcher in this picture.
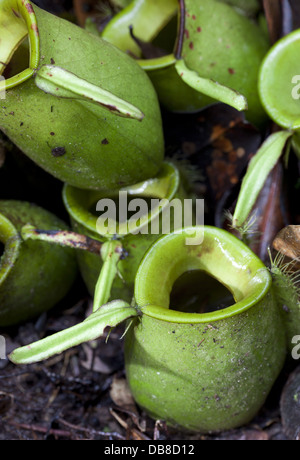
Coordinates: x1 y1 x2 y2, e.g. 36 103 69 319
101 0 270 127
0 0 164 191
0 200 77 326
258 28 300 156
62 162 194 301
124 227 286 432
9 225 287 433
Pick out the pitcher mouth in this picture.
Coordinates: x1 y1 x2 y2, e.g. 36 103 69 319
62 162 181 238
101 0 180 71
0 0 39 89
135 226 272 324
258 29 300 130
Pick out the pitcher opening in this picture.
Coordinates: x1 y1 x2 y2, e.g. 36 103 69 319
170 269 235 314
0 0 39 89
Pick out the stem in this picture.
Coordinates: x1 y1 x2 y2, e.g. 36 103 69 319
21 224 103 254
93 240 124 312
21 225 125 311
9 300 138 365
175 0 186 59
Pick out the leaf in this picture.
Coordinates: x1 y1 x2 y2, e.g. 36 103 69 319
9 300 138 365
246 161 288 262
110 375 137 412
262 0 283 44
232 130 293 228
273 225 300 261
35 65 144 120
175 59 248 113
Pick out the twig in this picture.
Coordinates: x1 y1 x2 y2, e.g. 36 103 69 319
57 417 126 440
8 420 73 439
21 225 103 255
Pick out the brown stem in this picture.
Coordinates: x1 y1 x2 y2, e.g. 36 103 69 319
21 225 104 254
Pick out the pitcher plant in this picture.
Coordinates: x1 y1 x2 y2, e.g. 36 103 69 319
0 200 77 326
9 226 287 433
101 0 270 127
0 0 164 191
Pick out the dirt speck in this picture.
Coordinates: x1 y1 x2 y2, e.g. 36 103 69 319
51 147 66 157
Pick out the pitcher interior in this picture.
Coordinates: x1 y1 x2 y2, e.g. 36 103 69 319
134 227 272 322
